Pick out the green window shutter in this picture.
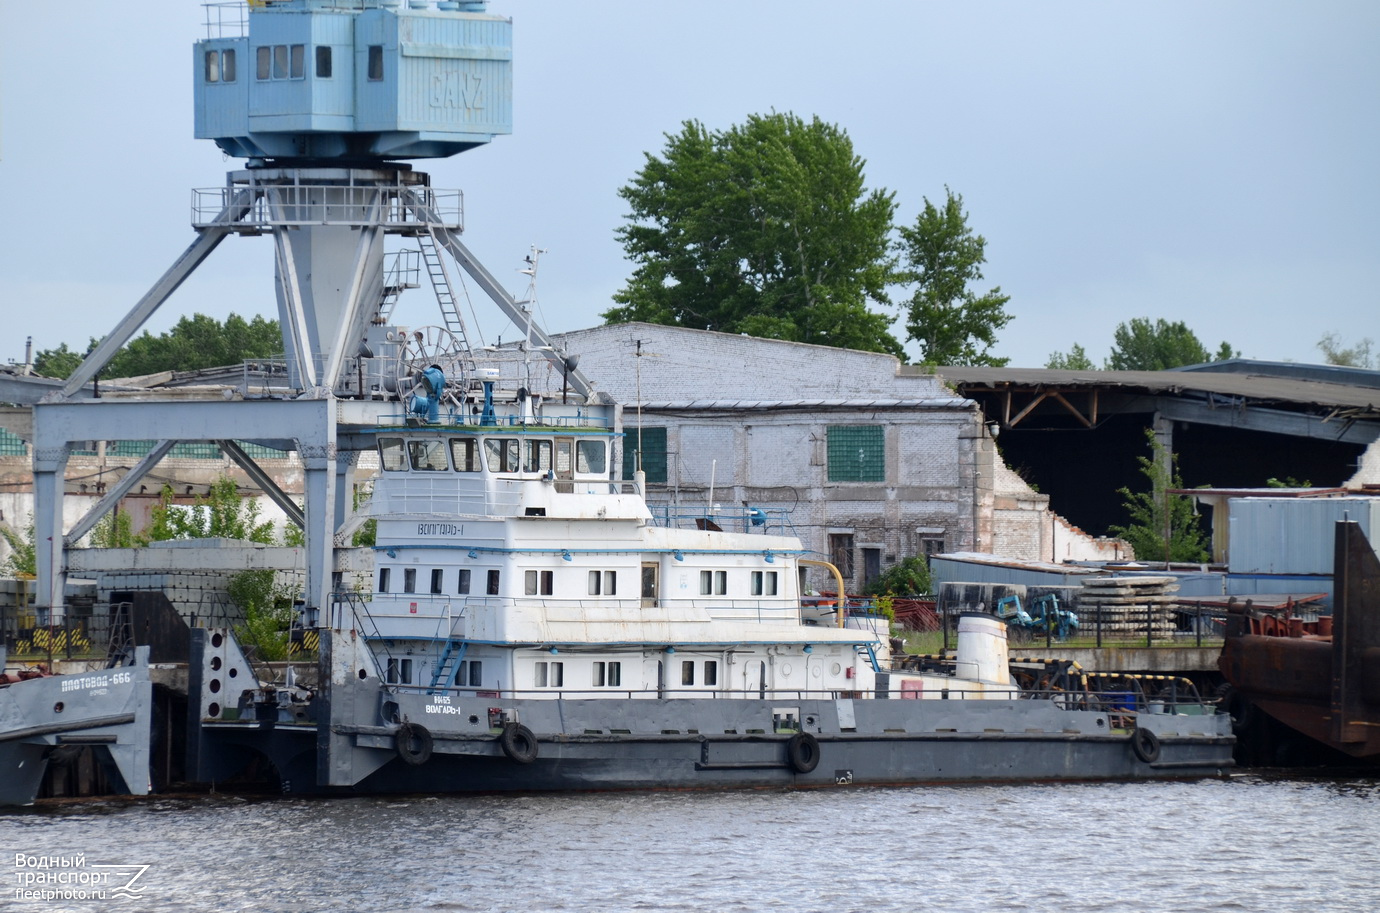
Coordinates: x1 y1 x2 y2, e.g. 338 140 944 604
827 425 885 482
622 427 668 484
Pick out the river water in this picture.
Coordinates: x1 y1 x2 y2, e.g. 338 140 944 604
3 773 1377 913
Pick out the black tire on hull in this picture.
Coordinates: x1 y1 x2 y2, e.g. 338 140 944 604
396 722 434 766
500 722 539 764
1131 727 1161 764
787 732 820 774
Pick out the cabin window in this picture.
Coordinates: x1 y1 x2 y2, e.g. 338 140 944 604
588 570 616 595
524 440 553 473
379 438 407 471
594 661 622 687
457 569 471 594
576 440 608 475
699 570 726 595
827 425 885 482
258 43 305 81
829 533 856 578
223 49 236 81
273 44 289 79
315 45 332 78
368 45 384 81
403 568 417 594
378 567 391 593
386 657 413 685
455 660 481 688
620 428 666 483
524 570 554 596
484 438 521 473
256 46 271 80
751 571 778 596
535 661 564 688
450 438 481 472
205 50 221 83
409 439 448 471
681 661 695 686
486 570 500 595
290 44 305 78
430 569 444 594
704 660 718 686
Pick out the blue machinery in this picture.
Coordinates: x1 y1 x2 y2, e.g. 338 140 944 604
29 1 596 618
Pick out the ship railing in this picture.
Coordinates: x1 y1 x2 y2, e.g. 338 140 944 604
648 504 800 538
930 600 1229 652
373 411 614 430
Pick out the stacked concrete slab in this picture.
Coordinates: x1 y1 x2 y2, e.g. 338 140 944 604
1077 576 1180 636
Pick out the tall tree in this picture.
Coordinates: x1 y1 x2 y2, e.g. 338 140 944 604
1108 430 1211 563
1046 343 1095 370
1317 332 1374 368
896 189 1012 366
32 313 282 380
605 113 903 355
1105 318 1236 371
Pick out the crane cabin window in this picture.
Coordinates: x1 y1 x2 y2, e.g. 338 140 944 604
204 50 236 83
315 45 332 78
379 438 407 471
257 44 305 81
367 45 384 81
409 439 448 471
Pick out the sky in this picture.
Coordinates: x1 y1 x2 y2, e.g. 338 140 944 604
1 1 1377 370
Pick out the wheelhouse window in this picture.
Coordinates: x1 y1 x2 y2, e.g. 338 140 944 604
457 569 471 594
379 437 407 471
487 570 500 595
704 660 718 686
524 440 553 473
751 571 778 596
409 439 448 471
455 660 482 688
593 661 621 687
484 438 521 473
450 438 481 472
681 661 695 686
403 568 417 594
368 45 384 80
524 570 554 596
577 440 607 475
430 569 444 594
378 567 391 593
315 45 332 78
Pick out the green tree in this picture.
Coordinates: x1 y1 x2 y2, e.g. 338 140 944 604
1108 430 1211 563
896 188 1012 366
90 509 137 548
863 556 933 597
1046 343 1096 370
140 478 276 545
605 112 903 355
0 518 36 577
1317 332 1374 368
1106 318 1236 371
32 314 281 380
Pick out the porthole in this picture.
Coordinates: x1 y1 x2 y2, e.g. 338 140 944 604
53 702 64 713
210 656 222 671
211 633 224 648
228 667 238 678
830 662 842 675
209 679 222 694
208 702 221 718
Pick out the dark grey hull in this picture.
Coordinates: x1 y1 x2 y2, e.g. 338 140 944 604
0 652 154 806
201 689 1234 796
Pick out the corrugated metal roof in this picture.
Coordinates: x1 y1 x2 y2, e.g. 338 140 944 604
933 365 1380 411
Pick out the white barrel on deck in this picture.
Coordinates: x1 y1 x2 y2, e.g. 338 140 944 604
955 612 1012 685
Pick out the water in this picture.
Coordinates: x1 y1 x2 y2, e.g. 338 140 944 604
3 774 1378 913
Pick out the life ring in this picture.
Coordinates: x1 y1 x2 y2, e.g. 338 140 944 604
1131 727 1161 764
787 732 820 774
396 722 433 766
500 722 538 764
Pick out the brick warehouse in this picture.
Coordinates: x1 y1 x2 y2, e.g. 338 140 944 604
553 324 1122 593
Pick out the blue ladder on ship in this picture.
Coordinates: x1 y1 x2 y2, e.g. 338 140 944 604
428 640 468 694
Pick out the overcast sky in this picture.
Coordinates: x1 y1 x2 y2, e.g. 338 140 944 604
1 1 1376 370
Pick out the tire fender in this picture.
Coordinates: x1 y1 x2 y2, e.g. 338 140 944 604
1131 727 1161 764
500 722 539 764
787 732 820 774
396 721 434 766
